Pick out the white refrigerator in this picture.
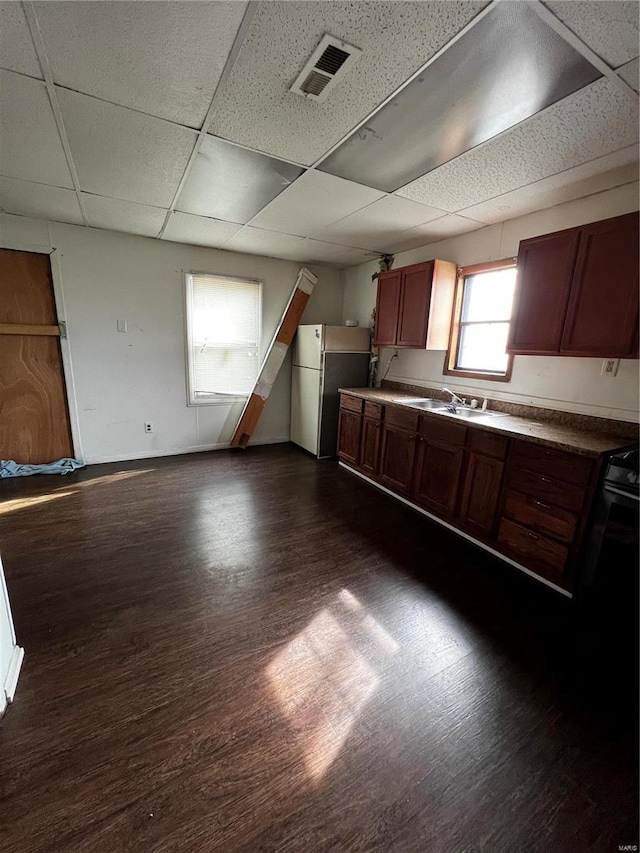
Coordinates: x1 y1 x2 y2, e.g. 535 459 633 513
291 325 370 458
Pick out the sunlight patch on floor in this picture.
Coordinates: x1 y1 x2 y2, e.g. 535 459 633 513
0 491 76 516
267 589 399 783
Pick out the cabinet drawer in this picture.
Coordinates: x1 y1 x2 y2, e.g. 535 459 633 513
503 490 578 544
506 466 585 512
468 429 508 459
340 394 363 414
419 416 466 446
385 406 419 432
364 401 383 419
497 518 569 574
511 441 593 486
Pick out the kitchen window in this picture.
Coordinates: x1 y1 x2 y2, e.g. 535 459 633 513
185 272 262 405
445 259 517 382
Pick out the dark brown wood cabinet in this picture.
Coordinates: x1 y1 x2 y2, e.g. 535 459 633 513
374 270 402 346
508 212 639 358
508 229 580 354
560 214 639 356
373 260 456 349
337 393 604 594
359 401 383 477
497 440 596 588
458 430 508 538
413 419 466 516
337 395 363 466
379 407 418 494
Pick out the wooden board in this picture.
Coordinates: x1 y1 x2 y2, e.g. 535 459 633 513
0 335 73 463
0 249 74 463
230 268 317 449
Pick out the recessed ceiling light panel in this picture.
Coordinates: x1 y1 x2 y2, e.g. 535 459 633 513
318 3 602 191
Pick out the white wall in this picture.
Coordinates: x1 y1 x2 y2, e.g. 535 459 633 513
342 183 640 423
0 214 344 463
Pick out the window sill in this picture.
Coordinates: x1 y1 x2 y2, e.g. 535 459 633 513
443 361 513 383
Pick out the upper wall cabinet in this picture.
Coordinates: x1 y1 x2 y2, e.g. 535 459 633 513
508 212 639 358
373 260 456 349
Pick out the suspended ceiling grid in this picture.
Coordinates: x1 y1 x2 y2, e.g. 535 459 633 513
0 0 638 267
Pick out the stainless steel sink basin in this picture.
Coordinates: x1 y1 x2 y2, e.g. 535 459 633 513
440 407 508 419
397 398 446 410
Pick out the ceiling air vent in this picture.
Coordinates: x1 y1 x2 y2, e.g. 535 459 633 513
290 34 361 103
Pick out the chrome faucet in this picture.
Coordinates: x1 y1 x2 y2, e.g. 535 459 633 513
442 387 466 406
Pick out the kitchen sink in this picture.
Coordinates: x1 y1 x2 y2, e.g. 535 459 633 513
397 398 446 410
440 407 508 419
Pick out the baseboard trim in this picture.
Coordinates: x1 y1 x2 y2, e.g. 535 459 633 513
339 462 573 598
4 644 24 704
84 436 290 465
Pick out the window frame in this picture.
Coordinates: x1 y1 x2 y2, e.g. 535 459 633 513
184 271 263 407
444 258 517 383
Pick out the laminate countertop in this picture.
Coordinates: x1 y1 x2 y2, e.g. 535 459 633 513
339 387 638 457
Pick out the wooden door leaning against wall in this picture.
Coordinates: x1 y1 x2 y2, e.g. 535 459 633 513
0 249 73 464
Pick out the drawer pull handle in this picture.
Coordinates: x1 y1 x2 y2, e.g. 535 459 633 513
527 532 540 540
539 476 552 483
534 499 551 509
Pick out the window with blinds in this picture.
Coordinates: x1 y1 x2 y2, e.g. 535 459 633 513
185 273 262 404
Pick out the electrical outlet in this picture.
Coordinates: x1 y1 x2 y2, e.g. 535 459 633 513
144 422 153 434
601 358 620 377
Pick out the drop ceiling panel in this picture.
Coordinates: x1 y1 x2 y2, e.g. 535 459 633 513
387 215 485 254
247 170 384 237
320 2 601 191
303 238 362 263
619 58 639 93
335 247 380 267
56 88 197 207
0 71 73 188
83 195 167 238
545 1 640 68
0 3 42 78
162 211 243 247
314 196 448 250
0 176 83 224
32 1 248 128
398 77 639 212
208 0 489 165
225 226 316 260
459 147 640 224
177 136 304 224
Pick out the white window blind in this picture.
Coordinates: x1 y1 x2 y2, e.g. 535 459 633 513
185 273 262 404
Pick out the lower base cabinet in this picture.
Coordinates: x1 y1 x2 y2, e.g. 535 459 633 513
337 399 363 466
413 420 466 516
380 407 419 494
358 401 383 476
337 393 601 593
458 432 508 538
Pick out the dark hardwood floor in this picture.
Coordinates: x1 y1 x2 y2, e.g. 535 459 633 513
0 444 636 852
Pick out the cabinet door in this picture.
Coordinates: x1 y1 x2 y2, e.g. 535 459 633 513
561 212 639 357
337 409 362 466
380 425 417 493
397 262 434 348
413 437 464 517
373 270 402 346
459 452 504 538
359 417 382 476
508 229 580 354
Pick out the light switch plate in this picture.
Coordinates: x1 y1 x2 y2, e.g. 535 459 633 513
117 318 127 333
